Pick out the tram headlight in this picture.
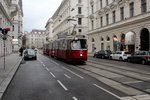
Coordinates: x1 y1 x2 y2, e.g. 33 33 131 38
80 54 83 56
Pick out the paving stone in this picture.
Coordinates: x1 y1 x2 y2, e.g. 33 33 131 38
127 82 150 90
112 77 138 83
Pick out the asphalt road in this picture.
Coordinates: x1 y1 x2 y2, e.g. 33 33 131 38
2 54 127 100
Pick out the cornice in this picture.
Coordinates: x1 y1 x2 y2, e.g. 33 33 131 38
0 2 12 25
88 12 150 35
97 0 127 16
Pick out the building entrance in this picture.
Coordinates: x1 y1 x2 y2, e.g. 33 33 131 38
140 28 149 51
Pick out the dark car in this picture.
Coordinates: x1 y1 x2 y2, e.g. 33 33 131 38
24 49 37 60
127 51 150 65
94 50 112 59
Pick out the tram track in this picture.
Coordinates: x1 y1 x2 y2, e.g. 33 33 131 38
74 59 150 95
87 60 150 80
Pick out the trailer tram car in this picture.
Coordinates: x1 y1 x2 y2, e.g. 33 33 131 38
43 43 49 55
49 35 87 63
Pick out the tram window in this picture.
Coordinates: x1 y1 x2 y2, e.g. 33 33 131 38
71 39 87 49
71 41 81 49
80 39 87 49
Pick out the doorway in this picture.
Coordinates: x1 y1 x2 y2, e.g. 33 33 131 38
140 28 149 51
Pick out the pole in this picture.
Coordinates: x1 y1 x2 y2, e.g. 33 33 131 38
3 34 6 70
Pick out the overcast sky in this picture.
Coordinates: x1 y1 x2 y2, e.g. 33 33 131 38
23 0 62 32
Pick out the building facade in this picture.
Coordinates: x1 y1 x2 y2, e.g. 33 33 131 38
26 30 47 49
87 0 150 53
11 0 23 52
45 18 54 41
0 0 13 56
0 0 23 57
51 0 88 40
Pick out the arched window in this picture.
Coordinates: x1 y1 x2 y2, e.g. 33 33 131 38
91 38 95 42
107 36 110 41
101 37 104 41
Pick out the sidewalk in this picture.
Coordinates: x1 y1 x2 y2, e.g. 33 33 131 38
0 53 23 99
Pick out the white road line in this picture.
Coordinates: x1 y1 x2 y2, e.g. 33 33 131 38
64 74 71 79
45 67 49 71
63 67 84 79
49 72 56 78
42 64 45 67
57 80 68 91
93 84 121 100
72 97 78 100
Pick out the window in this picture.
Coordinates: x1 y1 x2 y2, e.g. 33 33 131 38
12 25 14 31
91 20 94 29
100 0 102 9
91 5 94 14
71 40 86 49
78 18 82 25
78 0 81 3
120 7 124 20
112 11 116 23
79 29 82 32
141 0 147 13
100 16 103 27
130 2 134 17
106 14 109 25
106 0 108 6
78 7 82 14
107 36 110 41
101 37 104 41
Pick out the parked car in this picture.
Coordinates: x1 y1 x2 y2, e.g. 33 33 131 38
127 51 150 65
24 49 37 60
94 50 112 59
110 51 131 61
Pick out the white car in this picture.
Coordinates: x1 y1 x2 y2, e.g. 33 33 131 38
110 51 131 61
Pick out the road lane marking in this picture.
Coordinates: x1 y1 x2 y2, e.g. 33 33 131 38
64 74 71 79
63 67 84 79
45 67 49 71
42 64 45 67
57 80 68 91
50 72 56 78
93 84 121 99
72 97 78 100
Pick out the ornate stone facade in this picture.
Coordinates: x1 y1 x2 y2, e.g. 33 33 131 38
50 0 88 40
26 30 47 49
88 0 150 53
0 0 23 56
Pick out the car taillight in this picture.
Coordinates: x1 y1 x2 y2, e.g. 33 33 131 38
123 54 127 56
146 56 150 59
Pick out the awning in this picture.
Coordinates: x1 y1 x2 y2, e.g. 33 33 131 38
125 32 135 45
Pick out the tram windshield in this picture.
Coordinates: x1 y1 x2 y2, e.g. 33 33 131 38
71 39 87 50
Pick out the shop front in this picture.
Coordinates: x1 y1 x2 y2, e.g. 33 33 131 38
125 32 135 52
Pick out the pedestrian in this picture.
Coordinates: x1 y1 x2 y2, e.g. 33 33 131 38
93 47 97 57
19 47 24 56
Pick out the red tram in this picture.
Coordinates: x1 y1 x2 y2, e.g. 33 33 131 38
43 35 87 63
43 43 49 55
